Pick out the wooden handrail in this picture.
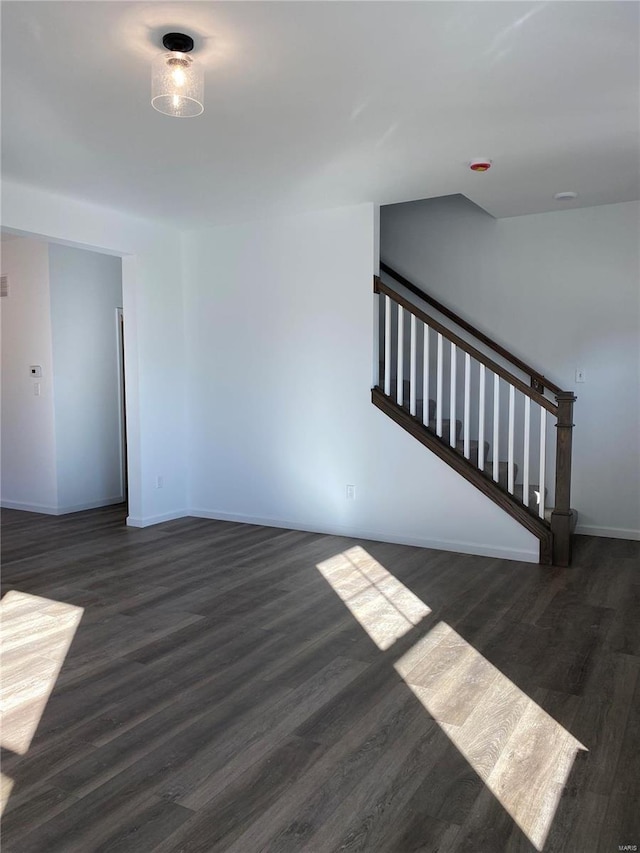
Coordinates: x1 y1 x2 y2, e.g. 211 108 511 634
375 276 558 414
379 260 565 397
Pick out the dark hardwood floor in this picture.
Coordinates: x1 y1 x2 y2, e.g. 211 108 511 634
1 505 638 852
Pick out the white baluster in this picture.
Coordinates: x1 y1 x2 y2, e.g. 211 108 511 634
493 374 500 483
464 353 471 459
436 333 443 437
478 364 486 470
397 305 404 406
384 296 391 397
523 396 531 507
373 292 380 388
423 326 430 426
539 407 546 519
508 385 515 494
450 342 457 448
410 314 417 416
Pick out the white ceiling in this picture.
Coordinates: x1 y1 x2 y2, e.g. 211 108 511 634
2 1 638 227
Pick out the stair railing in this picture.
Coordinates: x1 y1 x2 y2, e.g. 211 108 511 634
380 261 563 396
373 269 576 566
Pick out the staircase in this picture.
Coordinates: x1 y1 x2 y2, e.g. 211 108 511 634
373 262 577 566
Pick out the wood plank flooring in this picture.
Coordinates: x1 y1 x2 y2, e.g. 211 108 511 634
1 505 638 852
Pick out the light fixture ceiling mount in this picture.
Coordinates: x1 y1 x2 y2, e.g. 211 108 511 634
151 31 204 118
162 33 194 53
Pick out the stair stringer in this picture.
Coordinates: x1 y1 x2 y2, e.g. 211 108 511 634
372 388 553 565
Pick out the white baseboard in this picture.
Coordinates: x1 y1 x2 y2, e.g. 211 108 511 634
575 524 640 541
189 508 539 564
6 498 636 553
126 509 189 528
1 500 59 515
57 497 124 514
1 497 124 516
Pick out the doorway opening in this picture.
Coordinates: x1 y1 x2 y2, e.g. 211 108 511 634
0 233 129 517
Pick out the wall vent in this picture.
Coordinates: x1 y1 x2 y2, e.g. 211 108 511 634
0 275 8 297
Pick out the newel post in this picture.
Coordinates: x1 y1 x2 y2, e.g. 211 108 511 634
551 391 577 566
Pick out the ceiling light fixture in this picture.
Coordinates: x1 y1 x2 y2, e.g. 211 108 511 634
152 33 204 118
553 191 578 201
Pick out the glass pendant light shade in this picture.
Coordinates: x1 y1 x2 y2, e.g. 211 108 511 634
151 51 204 117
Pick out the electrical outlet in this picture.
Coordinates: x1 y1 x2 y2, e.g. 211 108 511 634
155 476 164 489
575 368 586 384
346 484 356 500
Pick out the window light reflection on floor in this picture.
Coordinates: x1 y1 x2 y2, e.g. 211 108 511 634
0 591 84 814
316 547 587 851
0 774 14 817
315 546 431 650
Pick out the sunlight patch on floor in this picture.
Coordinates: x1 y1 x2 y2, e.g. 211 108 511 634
315 546 431 650
0 773 15 816
0 590 83 772
317 549 587 851
396 621 587 850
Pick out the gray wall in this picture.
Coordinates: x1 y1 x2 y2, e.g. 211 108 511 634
0 236 58 511
380 196 640 538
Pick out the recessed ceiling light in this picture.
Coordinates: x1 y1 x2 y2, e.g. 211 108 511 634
553 191 578 201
